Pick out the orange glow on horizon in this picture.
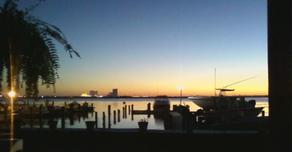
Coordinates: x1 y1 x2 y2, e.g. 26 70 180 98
37 68 268 97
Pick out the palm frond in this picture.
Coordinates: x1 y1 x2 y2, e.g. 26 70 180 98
0 0 80 97
24 0 45 14
29 17 80 58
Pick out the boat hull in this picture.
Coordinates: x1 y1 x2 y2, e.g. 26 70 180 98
190 96 216 109
190 96 264 122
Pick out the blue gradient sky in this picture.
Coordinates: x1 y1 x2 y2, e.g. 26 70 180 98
14 0 267 96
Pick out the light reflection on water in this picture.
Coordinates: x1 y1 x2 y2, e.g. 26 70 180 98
23 97 269 130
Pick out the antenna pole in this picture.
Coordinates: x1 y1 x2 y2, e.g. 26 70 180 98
180 89 182 105
222 76 255 89
214 68 217 96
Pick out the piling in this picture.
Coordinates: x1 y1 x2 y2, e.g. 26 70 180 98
108 105 111 128
262 111 265 117
113 110 116 124
61 117 65 129
39 105 43 129
147 103 151 111
78 104 81 111
30 107 33 128
131 104 134 121
193 113 198 124
118 109 121 122
102 112 106 129
108 118 111 129
124 106 127 119
61 109 65 129
122 107 125 118
95 112 98 128
128 105 131 114
70 115 74 126
108 105 111 116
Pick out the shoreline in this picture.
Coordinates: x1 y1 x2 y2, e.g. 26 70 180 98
0 95 269 101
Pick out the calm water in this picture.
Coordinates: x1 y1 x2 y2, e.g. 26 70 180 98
22 97 269 130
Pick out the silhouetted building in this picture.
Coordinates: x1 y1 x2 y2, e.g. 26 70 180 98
88 90 98 97
107 88 118 97
112 89 118 97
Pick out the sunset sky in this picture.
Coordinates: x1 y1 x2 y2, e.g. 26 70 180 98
14 0 267 96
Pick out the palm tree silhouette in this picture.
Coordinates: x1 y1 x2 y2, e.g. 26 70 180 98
0 0 79 97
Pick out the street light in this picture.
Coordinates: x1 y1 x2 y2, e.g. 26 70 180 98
8 90 16 98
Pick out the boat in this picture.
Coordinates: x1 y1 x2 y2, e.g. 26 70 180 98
153 95 170 114
189 89 264 123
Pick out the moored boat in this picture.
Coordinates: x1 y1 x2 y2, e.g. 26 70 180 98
153 95 170 113
189 89 264 124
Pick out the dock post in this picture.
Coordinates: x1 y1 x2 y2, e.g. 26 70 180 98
39 105 43 129
61 109 65 129
131 104 134 121
102 112 106 129
61 117 65 129
78 114 81 122
262 111 265 117
193 113 197 124
122 107 125 118
108 105 111 128
124 105 127 119
147 103 151 112
30 106 33 128
69 115 74 125
113 110 116 124
108 105 111 116
118 109 121 122
128 105 131 114
95 112 98 128
147 103 151 118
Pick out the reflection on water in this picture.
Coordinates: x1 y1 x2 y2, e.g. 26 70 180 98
20 97 268 130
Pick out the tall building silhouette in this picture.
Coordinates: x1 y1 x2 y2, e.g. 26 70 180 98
107 88 118 97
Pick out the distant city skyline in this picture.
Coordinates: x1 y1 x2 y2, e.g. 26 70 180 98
11 0 267 96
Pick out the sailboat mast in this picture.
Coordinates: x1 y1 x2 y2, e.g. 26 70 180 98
214 68 217 96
